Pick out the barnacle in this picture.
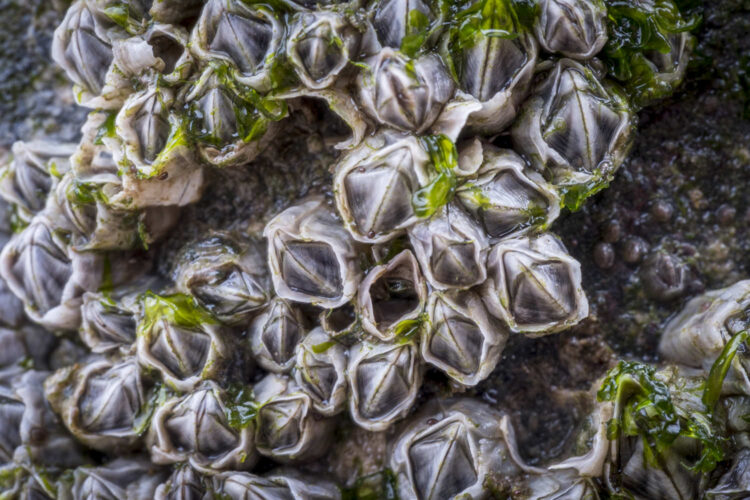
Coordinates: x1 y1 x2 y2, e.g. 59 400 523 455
1 0 727 497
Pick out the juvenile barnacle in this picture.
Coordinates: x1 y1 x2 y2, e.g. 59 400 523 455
148 382 257 473
442 0 539 134
0 215 107 331
333 131 431 244
287 10 362 90
348 338 422 431
175 233 271 325
250 298 308 374
0 141 75 219
512 59 634 209
456 144 560 242
659 280 750 395
389 398 532 500
253 373 335 462
44 357 149 453
136 293 231 392
483 233 588 335
293 327 348 416
357 249 427 341
183 67 285 168
356 48 454 134
190 0 285 92
66 457 168 500
264 197 361 308
535 0 608 59
421 290 509 386
408 203 490 290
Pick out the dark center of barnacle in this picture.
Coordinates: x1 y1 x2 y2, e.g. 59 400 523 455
150 323 211 378
345 153 416 238
459 36 525 102
508 259 575 325
134 94 170 163
147 33 183 75
431 308 483 375
431 235 481 288
371 272 419 329
209 12 272 75
281 240 342 299
297 23 341 82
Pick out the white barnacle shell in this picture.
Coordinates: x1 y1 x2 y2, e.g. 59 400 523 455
111 22 194 88
287 10 362 90
293 327 348 416
210 469 342 500
183 67 284 168
482 233 588 335
114 83 184 175
0 141 75 219
442 1 538 135
250 298 308 374
535 0 608 59
66 457 168 500
136 305 230 393
253 373 335 462
154 465 207 500
190 0 284 92
659 280 750 396
0 214 107 331
264 196 361 308
175 233 271 325
408 203 490 290
356 48 454 134
333 131 431 244
358 249 426 341
421 290 509 386
512 59 634 196
371 0 443 50
44 357 148 453
148 382 257 473
389 398 534 500
456 144 560 242
51 0 125 109
347 338 422 431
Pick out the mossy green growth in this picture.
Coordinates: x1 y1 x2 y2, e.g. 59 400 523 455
602 0 700 108
597 360 725 475
224 384 259 430
400 9 433 58
703 330 749 411
94 112 117 146
558 178 610 212
102 2 143 35
341 469 399 500
413 134 458 218
137 292 217 338
395 313 428 343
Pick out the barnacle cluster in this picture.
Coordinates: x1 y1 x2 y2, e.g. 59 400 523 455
0 0 730 498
